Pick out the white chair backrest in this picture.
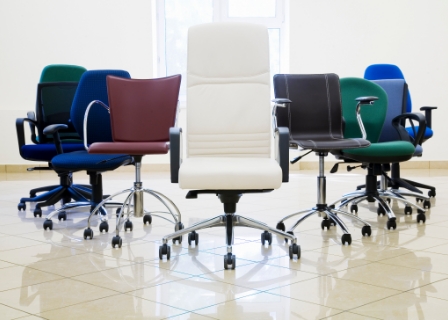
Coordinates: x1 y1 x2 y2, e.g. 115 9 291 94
186 22 271 158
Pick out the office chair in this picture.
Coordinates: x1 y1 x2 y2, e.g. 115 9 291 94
364 64 436 197
85 75 183 248
158 22 299 269
333 78 427 229
42 70 133 231
16 65 89 216
272 74 372 245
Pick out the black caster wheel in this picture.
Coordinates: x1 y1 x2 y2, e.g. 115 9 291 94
341 233 352 245
224 253 236 270
159 244 171 260
111 235 122 248
416 198 423 203
329 204 335 209
386 198 391 204
321 219 331 230
417 213 426 224
361 225 372 237
116 208 124 218
428 189 436 198
175 221 184 231
276 221 286 232
99 221 109 233
83 228 94 240
62 196 72 204
284 230 294 243
34 207 42 218
377 206 386 216
18 202 26 211
58 211 67 221
289 243 300 259
423 200 431 209
124 220 133 232
172 235 183 244
43 219 53 230
386 219 397 230
188 231 199 246
143 214 152 225
261 231 272 245
350 204 358 214
404 206 412 215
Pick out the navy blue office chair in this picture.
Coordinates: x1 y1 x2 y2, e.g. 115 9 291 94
42 70 133 231
364 64 436 197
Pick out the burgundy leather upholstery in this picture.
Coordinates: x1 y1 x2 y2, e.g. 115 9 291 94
89 75 181 155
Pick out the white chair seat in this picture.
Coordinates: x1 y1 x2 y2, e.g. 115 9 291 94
179 157 282 190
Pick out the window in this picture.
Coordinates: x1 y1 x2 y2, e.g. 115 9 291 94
156 0 287 99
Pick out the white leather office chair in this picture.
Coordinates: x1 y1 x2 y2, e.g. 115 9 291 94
159 22 300 269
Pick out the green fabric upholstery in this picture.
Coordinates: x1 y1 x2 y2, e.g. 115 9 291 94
40 64 86 82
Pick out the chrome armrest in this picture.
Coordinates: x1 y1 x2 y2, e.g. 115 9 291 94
83 100 110 150
355 96 378 139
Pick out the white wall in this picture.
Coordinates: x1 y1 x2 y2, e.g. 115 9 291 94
1 0 447 165
289 0 448 160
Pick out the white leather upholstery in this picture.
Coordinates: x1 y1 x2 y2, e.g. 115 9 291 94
179 22 282 190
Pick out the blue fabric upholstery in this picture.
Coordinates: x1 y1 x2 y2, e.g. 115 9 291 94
21 143 85 162
406 126 433 140
52 151 130 171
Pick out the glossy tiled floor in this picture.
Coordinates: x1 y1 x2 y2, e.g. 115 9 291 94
0 168 447 319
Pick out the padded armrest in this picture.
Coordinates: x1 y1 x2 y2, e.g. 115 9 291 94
43 124 68 155
275 126 289 183
420 106 437 128
170 127 183 183
16 117 38 157
26 111 38 144
392 112 426 146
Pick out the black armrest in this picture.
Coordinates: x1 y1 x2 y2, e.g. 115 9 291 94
169 127 182 183
16 117 38 157
26 111 38 144
276 126 289 183
43 124 69 155
392 112 426 146
420 106 437 128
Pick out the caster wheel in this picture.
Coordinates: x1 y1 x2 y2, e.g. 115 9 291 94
321 219 331 230
116 208 124 218
377 206 386 216
261 231 272 245
172 235 183 244
159 244 171 260
417 208 425 214
34 207 42 218
111 236 122 248
276 221 286 232
43 219 53 230
361 225 372 237
99 221 109 233
386 198 391 204
83 228 94 240
417 213 426 224
62 196 72 204
188 231 199 246
175 221 184 232
329 204 335 209
423 200 431 209
124 220 133 232
58 211 67 221
404 206 412 215
416 198 423 203
428 189 436 198
143 214 152 225
18 203 26 211
289 243 300 259
341 233 352 245
350 204 358 214
224 253 236 270
386 219 397 230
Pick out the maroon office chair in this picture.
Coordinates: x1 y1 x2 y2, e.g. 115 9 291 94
86 74 182 248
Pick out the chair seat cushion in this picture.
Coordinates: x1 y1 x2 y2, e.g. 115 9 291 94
342 141 415 163
89 141 169 155
51 150 132 172
406 126 433 140
21 143 86 161
179 157 282 190
292 137 369 151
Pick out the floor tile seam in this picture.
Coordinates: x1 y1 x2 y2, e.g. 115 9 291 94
402 282 448 302
0 276 66 294
118 274 198 295
0 247 92 266
0 302 36 319
256 258 344 277
199 248 290 264
162 311 218 320
398 228 448 241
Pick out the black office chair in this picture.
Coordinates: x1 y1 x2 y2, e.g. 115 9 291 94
272 74 372 245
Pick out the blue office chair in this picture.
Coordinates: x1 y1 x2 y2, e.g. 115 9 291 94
42 70 133 232
16 65 89 216
364 64 436 197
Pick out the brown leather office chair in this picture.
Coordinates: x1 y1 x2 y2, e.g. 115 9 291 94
86 74 183 248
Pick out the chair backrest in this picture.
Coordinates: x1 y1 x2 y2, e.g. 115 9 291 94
39 64 87 83
186 22 271 158
106 75 181 142
273 73 344 141
340 77 388 143
70 70 131 144
364 64 412 113
371 79 408 142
